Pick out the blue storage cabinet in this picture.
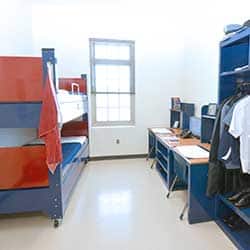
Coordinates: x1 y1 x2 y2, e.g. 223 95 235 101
215 27 250 249
219 29 250 103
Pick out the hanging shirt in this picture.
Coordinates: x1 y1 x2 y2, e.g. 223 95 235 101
219 102 231 138
223 95 248 126
229 96 250 174
217 102 241 170
217 96 248 170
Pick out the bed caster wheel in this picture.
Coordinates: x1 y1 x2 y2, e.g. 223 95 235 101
166 193 170 199
179 214 184 220
54 219 60 228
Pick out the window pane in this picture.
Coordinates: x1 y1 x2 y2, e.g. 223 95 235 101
118 66 130 92
108 108 119 121
95 65 119 92
95 44 107 59
107 65 118 92
95 66 108 92
95 65 130 93
119 94 130 108
96 94 108 108
108 94 119 108
120 108 131 121
97 108 108 122
95 43 130 60
118 46 130 60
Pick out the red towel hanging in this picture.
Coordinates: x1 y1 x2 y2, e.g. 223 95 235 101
39 67 62 174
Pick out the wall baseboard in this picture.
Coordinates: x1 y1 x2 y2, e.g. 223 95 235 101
89 154 147 161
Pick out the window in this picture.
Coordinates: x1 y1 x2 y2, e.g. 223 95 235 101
90 38 135 126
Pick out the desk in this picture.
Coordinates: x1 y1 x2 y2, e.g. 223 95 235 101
147 127 178 160
172 144 215 224
148 128 185 191
148 127 215 224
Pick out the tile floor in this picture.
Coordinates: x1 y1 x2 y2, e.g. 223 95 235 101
0 159 235 250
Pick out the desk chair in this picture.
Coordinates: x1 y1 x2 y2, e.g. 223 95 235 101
172 152 189 220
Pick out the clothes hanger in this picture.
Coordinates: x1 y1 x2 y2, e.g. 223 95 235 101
240 82 250 94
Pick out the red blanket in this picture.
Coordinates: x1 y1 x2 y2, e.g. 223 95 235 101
39 70 62 173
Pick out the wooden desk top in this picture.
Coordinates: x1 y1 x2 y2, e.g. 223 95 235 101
151 127 210 165
186 143 210 165
148 127 181 135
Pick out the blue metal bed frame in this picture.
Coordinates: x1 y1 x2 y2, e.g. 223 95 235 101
0 48 89 227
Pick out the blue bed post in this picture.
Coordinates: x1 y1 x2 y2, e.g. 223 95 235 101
41 48 63 227
42 48 57 88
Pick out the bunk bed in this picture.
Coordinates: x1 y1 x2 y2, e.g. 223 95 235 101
0 48 89 227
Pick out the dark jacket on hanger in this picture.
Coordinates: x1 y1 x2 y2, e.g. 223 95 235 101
207 98 228 197
207 93 250 197
206 97 242 197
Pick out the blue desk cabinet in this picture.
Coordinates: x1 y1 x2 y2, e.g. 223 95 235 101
148 128 215 224
172 151 215 224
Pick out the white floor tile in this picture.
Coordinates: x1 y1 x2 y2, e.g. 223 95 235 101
0 159 235 250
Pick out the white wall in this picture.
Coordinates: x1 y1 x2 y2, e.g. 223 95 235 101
31 0 185 156
30 0 250 156
0 1 36 147
179 0 250 116
0 0 33 55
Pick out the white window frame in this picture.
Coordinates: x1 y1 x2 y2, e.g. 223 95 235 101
90 38 135 127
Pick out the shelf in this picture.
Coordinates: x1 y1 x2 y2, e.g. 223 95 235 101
156 157 168 175
156 149 169 163
216 219 250 250
157 141 169 157
220 27 250 47
156 163 168 188
220 67 250 77
202 115 216 120
218 195 250 225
